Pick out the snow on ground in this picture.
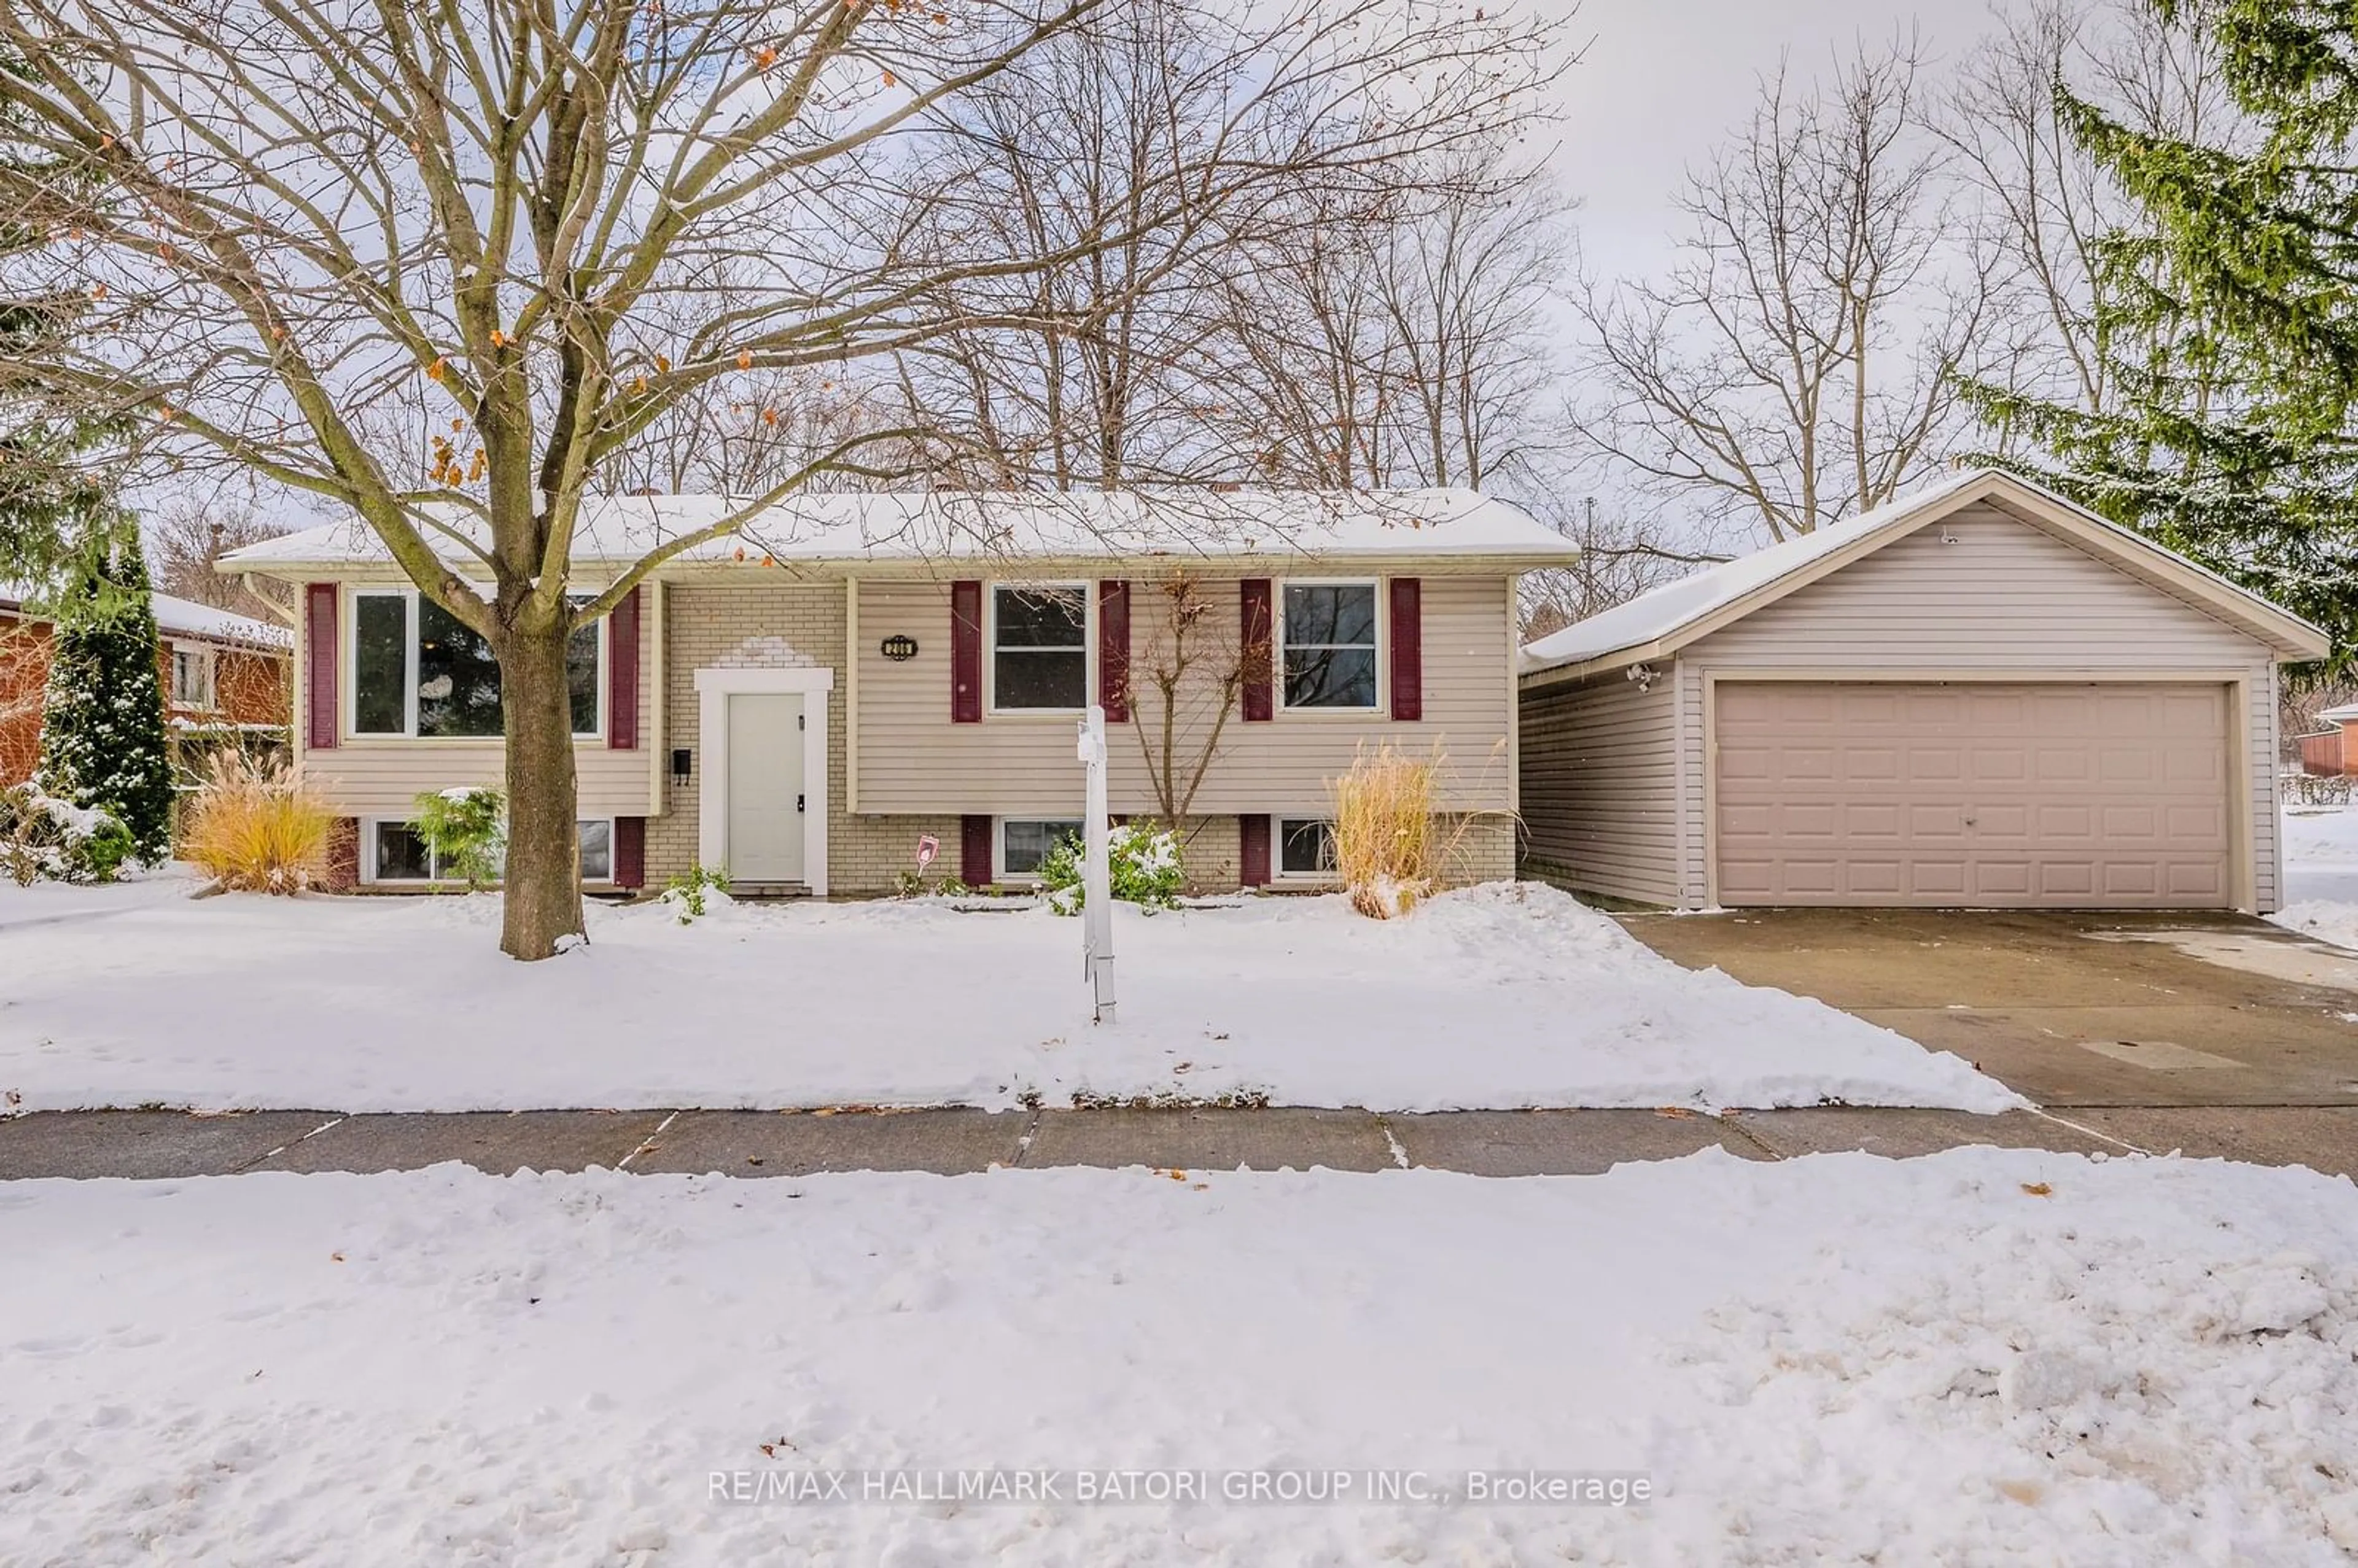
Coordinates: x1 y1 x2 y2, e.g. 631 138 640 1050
2 1150 2354 1566
0 879 2012 1114
2276 803 2358 949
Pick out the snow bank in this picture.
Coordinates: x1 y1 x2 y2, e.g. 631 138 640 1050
0 879 2013 1113
2274 804 2358 945
2283 803 2358 906
2 1149 2353 1564
2270 899 2358 953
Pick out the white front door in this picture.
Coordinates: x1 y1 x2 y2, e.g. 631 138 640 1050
727 693 807 882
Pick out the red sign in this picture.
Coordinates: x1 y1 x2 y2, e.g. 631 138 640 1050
915 833 940 871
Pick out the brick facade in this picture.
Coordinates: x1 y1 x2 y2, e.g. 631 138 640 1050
0 606 291 787
644 582 970 895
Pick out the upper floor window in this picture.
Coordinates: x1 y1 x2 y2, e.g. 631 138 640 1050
169 646 214 709
351 589 601 739
992 584 1087 711
1280 581 1378 710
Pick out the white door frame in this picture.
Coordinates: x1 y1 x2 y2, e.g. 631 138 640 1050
696 666 835 895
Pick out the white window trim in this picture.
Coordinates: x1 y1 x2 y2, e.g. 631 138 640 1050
357 815 621 887
169 642 217 711
1274 578 1383 716
997 816 1084 883
694 665 835 896
1271 814 1342 885
986 580 1093 717
344 585 606 742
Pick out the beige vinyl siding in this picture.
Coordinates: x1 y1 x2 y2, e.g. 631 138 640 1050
854 573 1516 816
292 578 655 822
1516 672 1679 903
1676 504 2286 912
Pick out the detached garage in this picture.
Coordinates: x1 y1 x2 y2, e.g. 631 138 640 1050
1518 469 2330 913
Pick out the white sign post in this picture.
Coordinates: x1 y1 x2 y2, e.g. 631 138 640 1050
1076 704 1116 1023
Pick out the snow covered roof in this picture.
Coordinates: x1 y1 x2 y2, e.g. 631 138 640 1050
0 584 290 649
1521 468 2329 678
2316 704 2358 726
152 594 291 648
219 487 1581 573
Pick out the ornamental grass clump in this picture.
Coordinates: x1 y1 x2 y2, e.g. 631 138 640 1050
1330 742 1446 919
180 751 334 893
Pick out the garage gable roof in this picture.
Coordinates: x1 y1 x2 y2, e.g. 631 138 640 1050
1520 468 2331 682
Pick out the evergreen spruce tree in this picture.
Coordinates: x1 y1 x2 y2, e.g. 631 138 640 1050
1 45 120 588
37 531 174 864
1962 0 2358 669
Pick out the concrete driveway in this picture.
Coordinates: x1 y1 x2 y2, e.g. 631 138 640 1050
1619 907 2358 1173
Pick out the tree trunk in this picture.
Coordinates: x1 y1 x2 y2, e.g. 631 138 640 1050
499 621 585 960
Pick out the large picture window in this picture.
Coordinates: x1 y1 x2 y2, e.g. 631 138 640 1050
1280 582 1378 710
350 589 602 739
991 584 1088 711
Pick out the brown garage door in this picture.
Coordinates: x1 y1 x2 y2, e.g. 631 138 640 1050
1714 681 2232 908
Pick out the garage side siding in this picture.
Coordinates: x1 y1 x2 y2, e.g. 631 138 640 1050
1677 505 2285 912
1516 670 1679 903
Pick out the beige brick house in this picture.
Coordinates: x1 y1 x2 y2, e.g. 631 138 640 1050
224 489 1576 895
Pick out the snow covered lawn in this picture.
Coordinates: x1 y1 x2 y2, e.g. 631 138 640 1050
2274 803 2358 949
4 1150 2355 1566
0 877 2011 1114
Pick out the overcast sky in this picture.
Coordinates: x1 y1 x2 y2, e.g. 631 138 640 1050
1545 0 1960 282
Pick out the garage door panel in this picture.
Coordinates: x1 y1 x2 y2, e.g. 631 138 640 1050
1715 681 2232 909
2037 862 2095 897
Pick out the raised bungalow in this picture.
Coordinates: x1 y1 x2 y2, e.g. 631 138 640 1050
224 488 1579 895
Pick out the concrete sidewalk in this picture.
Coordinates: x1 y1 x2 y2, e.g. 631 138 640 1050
5 1101 2350 1181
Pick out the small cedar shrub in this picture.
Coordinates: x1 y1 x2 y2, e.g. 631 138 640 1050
1039 824 1183 914
410 785 506 888
0 782 137 885
181 752 333 894
1330 742 1448 919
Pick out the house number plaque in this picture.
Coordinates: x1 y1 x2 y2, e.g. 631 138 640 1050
879 634 920 662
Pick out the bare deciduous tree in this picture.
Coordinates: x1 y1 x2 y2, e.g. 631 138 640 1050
1122 572 1256 825
1213 165 1571 491
1570 38 1993 543
1515 494 1727 640
0 0 1554 957
146 491 294 623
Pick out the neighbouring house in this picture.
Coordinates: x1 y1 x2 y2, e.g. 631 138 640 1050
1518 468 2330 914
0 586 293 785
2297 703 2358 777
220 489 1576 894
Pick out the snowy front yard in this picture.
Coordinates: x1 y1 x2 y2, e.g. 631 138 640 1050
0 877 2011 1114
3 1149 2355 1566
2278 802 2358 950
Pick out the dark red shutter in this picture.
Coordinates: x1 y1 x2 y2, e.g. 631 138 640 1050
607 587 640 748
305 583 338 750
1389 577 1422 721
1098 579 1130 723
1239 813 1271 887
1239 577 1273 722
960 814 995 885
613 817 646 888
951 580 983 723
